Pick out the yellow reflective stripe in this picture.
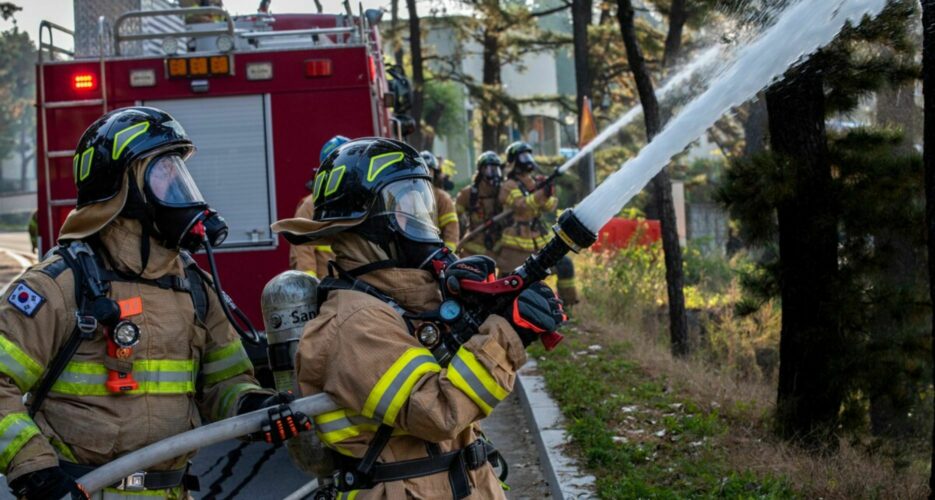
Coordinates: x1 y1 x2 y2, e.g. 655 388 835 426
462 241 488 255
337 490 360 500
447 347 508 416
525 193 539 210
50 435 78 462
505 189 524 206
0 413 39 470
313 173 327 202
500 234 550 251
438 212 458 227
112 122 150 160
217 383 264 419
302 270 319 278
203 340 252 385
362 348 440 425
314 245 333 253
544 196 558 211
557 278 576 288
51 360 195 396
0 334 43 392
367 151 405 182
445 241 457 252
314 408 407 447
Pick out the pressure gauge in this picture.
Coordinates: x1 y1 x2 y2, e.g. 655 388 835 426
439 300 462 322
112 320 141 348
162 36 180 55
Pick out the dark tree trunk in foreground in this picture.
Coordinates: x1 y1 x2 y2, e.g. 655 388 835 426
617 0 689 356
406 0 425 148
662 0 688 67
767 67 842 451
921 0 935 493
391 0 403 65
481 26 502 151
572 0 593 200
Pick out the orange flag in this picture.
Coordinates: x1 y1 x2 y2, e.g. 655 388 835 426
579 96 598 148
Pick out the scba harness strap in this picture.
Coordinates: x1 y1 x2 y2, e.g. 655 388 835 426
316 263 507 499
28 242 209 417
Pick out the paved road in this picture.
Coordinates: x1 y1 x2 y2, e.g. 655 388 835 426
0 232 34 256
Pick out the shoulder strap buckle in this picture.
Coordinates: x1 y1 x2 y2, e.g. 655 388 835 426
75 314 98 336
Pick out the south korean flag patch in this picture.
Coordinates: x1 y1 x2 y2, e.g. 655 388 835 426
7 282 46 318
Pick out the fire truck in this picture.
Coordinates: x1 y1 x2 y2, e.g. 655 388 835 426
35 2 408 350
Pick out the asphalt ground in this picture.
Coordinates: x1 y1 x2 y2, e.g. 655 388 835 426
0 234 551 499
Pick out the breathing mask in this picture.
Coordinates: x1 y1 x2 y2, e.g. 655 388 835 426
142 154 228 251
512 151 539 174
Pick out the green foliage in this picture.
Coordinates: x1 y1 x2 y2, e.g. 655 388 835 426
535 339 795 498
578 244 667 326
0 27 36 178
423 79 467 138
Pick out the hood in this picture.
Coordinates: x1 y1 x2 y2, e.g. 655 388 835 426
58 175 129 242
97 217 182 279
331 232 440 312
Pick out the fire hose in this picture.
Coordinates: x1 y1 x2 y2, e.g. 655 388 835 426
70 394 338 496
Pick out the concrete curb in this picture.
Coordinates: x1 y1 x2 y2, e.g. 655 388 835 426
515 359 596 499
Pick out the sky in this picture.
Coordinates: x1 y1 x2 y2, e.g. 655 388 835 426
0 0 400 49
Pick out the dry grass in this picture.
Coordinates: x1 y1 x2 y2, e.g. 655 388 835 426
569 299 930 499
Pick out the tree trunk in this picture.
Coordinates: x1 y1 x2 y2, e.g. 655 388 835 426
767 65 842 451
921 0 935 493
572 0 593 201
406 0 425 148
391 0 402 65
742 96 769 156
481 26 502 152
617 0 689 356
662 0 688 67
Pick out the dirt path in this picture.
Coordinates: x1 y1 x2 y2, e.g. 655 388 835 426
482 392 552 499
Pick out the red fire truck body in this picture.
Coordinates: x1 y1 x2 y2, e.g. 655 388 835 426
36 7 397 327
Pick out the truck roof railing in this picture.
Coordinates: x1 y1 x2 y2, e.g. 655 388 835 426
38 20 75 63
113 6 235 56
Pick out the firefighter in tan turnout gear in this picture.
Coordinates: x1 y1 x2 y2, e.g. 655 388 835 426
498 141 579 306
274 138 566 499
421 150 460 252
455 151 504 259
0 107 310 500
289 136 348 279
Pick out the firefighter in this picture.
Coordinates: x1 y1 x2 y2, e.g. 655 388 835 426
0 107 309 500
273 138 565 499
455 151 503 259
420 150 459 251
289 135 348 279
498 141 578 306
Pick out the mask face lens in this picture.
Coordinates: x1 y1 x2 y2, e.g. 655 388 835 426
483 165 502 182
144 155 206 207
377 179 441 243
516 152 536 169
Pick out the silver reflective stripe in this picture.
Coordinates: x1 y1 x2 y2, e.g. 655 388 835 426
0 349 38 390
316 413 380 434
57 369 192 386
450 356 501 410
202 351 249 376
372 354 437 422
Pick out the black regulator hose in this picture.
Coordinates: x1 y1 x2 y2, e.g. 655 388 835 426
203 239 263 346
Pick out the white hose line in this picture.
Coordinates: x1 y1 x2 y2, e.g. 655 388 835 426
73 394 338 496
283 478 321 500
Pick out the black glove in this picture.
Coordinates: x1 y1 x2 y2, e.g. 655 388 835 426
444 255 499 300
9 466 89 500
239 392 313 444
537 175 554 198
506 283 566 347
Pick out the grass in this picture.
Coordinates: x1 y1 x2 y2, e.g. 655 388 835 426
532 254 930 499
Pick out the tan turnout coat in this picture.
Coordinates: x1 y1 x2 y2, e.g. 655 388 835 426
0 218 269 492
296 235 527 499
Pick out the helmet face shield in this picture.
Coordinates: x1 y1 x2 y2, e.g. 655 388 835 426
144 154 205 208
515 151 537 171
481 164 502 184
376 179 441 243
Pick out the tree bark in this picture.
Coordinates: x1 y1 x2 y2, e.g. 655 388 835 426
406 0 426 148
767 65 842 451
572 0 593 200
391 0 403 65
617 0 689 356
662 0 688 67
921 0 935 493
481 25 502 151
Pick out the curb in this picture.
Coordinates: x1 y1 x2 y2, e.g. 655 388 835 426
515 359 596 499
